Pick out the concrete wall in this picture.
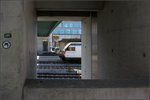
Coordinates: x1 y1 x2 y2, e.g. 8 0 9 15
0 1 149 100
0 0 36 100
98 1 150 80
24 0 37 79
37 37 49 55
35 1 104 10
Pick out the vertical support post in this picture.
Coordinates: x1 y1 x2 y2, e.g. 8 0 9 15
91 12 98 79
81 17 92 79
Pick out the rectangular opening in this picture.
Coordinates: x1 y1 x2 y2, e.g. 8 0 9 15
37 20 82 80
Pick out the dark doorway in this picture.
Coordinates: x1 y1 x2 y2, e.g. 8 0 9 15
43 41 48 51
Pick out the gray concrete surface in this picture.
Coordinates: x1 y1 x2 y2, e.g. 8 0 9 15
0 1 150 100
24 88 149 100
98 1 150 80
82 17 92 79
24 79 149 100
0 0 36 100
35 1 104 10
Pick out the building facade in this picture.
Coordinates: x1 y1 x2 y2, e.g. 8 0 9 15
50 21 82 51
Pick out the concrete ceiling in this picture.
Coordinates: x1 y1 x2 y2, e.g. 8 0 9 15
38 16 85 21
35 1 104 11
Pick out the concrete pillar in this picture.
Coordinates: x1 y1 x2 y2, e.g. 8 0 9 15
91 14 98 79
82 17 92 79
24 0 37 79
82 15 98 79
0 0 36 100
98 1 150 80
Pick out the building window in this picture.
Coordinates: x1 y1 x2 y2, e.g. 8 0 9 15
64 23 68 28
79 22 81 28
68 47 75 51
70 23 73 27
75 23 79 28
60 30 64 34
58 23 62 27
78 29 81 34
53 29 58 34
72 29 78 34
66 29 71 34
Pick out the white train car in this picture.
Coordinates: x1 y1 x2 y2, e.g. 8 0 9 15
61 42 81 60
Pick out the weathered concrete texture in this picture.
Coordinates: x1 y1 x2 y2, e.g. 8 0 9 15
91 16 98 79
0 1 25 100
24 80 149 100
35 1 104 10
0 0 36 100
24 79 149 100
98 1 150 80
32 88 150 100
24 88 149 100
82 17 92 79
24 0 37 79
1 1 150 100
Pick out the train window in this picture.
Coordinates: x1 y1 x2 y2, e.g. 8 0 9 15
66 47 75 51
66 47 69 51
70 47 75 51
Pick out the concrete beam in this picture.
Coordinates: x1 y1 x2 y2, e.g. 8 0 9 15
35 1 104 11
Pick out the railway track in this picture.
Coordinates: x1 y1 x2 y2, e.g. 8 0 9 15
37 60 81 80
37 73 81 79
37 64 81 69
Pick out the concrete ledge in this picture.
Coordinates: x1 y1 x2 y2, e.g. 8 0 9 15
24 79 149 100
24 88 149 100
24 79 148 88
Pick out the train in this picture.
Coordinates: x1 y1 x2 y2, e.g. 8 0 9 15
61 42 81 61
